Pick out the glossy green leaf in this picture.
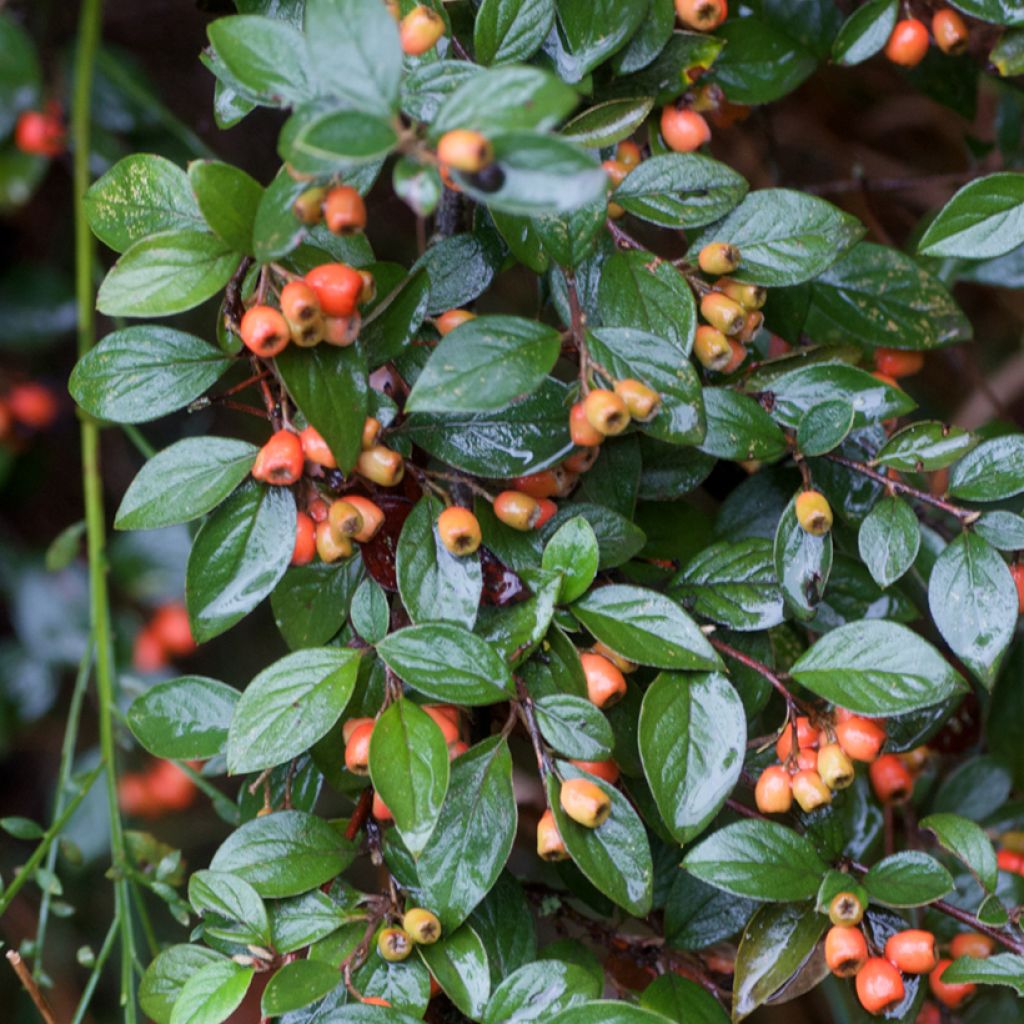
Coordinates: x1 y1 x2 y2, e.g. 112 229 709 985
638 672 745 844
418 924 491 1018
773 494 832 620
280 106 397 173
609 31 723 105
413 233 501 315
941 954 1024 994
207 15 312 105
533 694 614 761
188 159 263 254
533 200 606 269
920 812 998 892
226 648 360 773
550 1005 668 1024
474 0 555 65
542 517 599 604
975 510 1024 551
188 869 270 945
361 270 430 368
710 18 816 105
832 0 898 65
862 851 954 907
169 960 253 1024
271 557 363 650
269 887 360 954
639 974 728 1024
664 873 758 951
699 388 788 462
796 400 855 456
948 434 1024 501
351 577 389 645
874 421 977 472
140 946 226 1024
550 0 647 82
561 98 655 148
261 959 341 1015
858 495 920 589
484 960 598 1024
128 676 239 759
543 502 646 570
918 173 1024 259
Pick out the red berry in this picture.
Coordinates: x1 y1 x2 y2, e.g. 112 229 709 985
252 430 304 486
292 512 316 566
885 18 930 67
14 109 65 157
240 305 290 357
8 383 58 429
306 264 364 317
149 603 196 657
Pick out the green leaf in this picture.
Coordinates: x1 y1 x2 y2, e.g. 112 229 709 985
774 494 832 620
664 873 758 951
731 903 827 1021
640 974 728 1024
227 648 359 773
485 961 596 1023
433 65 578 137
638 672 745 844
691 189 864 287
467 874 537 988
377 623 514 705
413 233 501 315
0 15 40 138
271 558 363 650
207 15 312 105
975 510 1024 551
586 328 705 446
189 869 270 946
928 532 1016 687
70 326 232 424
210 810 355 898
798 242 971 351
671 538 784 632
370 700 450 858
533 694 614 761
362 270 430 368
188 159 263 254
832 0 898 65
790 619 968 714
542 517 599 604
948 434 1024 500
96 230 240 317
185 482 295 643
548 762 654 916
276 344 367 474
546 502 646 570
396 495 483 629
305 0 403 116
261 959 341 1015
406 316 561 414
351 577 389 645
474 0 555 65
858 496 920 589
947 0 1023 25
418 737 517 929
418 924 491 1018
84 153 204 253
140 946 226 1024
269 887 360 954
571 584 721 671
561 98 655 149
918 173 1024 259
169 960 253 1024
613 153 747 229
796 400 855 457
941 954 1024 994
280 106 397 172
597 249 697 355
920 812 998 892
533 202 606 270
115 438 257 530
1 816 42 840
128 676 239 760
874 420 977 472
550 1005 668 1024
682 820 827 902
710 18 816 105
609 31 723 105
862 851 954 907
551 0 648 82
402 61 483 125
991 27 1024 75
698 388 788 462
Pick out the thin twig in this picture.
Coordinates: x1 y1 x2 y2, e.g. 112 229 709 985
708 636 797 706
6 952 57 1024
222 256 254 334
515 676 553 780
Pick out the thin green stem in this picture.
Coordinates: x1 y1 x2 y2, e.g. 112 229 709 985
176 760 240 825
70 917 119 1024
130 882 159 960
73 0 138 1019
0 764 104 917
121 424 156 460
33 639 94 980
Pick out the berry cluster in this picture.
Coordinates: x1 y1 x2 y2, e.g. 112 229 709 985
885 9 970 68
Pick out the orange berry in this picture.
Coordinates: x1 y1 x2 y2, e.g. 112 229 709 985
700 292 746 335
252 430 304 486
306 263 364 317
511 470 560 499
534 498 557 529
591 642 637 674
795 490 833 536
448 739 468 759
614 379 661 422
329 499 365 540
674 0 727 31
950 932 995 960
885 18 930 67
436 309 476 335
1011 564 1024 615
147 760 197 812
818 743 856 791
736 311 763 345
323 313 361 347
570 759 620 784
344 496 385 542
361 417 382 450
997 848 1023 874
323 186 367 235
316 520 353 563
825 925 868 977
570 402 606 447
117 773 149 816
14 109 64 157
437 506 481 556
308 497 329 523
280 280 321 324
718 279 767 310
886 930 939 975
583 388 631 436
437 130 493 173
299 424 336 469
493 490 540 531
240 305 290 357
791 769 832 812
660 106 710 152
563 446 600 474
580 652 628 709
356 445 404 487
932 9 969 55
828 891 865 927
361 997 392 1007
795 748 818 772
150 603 196 657
559 777 611 828
7 383 58 429
602 159 629 188
400 5 445 55
292 512 316 566
869 753 914 804
424 706 460 745
916 1003 941 1024
537 808 568 860
345 721 374 774
342 717 375 744
856 958 905 1014
694 325 732 371
721 338 746 374
616 140 642 168
874 348 924 379
698 242 741 276
133 626 167 674
754 765 792 814
929 959 975 1009
372 791 393 822
835 715 887 762
775 716 820 761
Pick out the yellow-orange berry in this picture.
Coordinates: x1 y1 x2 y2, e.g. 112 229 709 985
316 520 354 563
674 0 727 31
292 185 326 224
299 424 336 469
570 402 606 447
700 292 745 335
560 777 611 828
791 769 832 812
537 808 568 860
323 313 361 347
580 652 628 709
932 9 969 55
399 5 445 55
698 242 740 276
614 379 661 422
718 278 767 310
437 507 482 556
437 130 493 173
240 305 290 357
323 185 367 235
493 490 540 531
818 743 856 791
693 325 732 371
436 309 476 335
361 417 382 450
357 445 404 487
403 908 442 945
329 499 365 540
754 765 792 814
616 140 643 168
795 490 833 536
660 106 710 152
377 927 413 962
583 388 631 437
345 496 385 543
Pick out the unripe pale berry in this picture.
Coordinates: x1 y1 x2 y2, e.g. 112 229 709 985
570 759 620 784
560 777 611 828
828 891 865 927
437 507 482 555
323 186 367 235
357 445 405 487
698 242 740 276
400 6 445 56
950 932 995 960
795 490 833 536
930 959 975 1009
791 769 832 812
674 0 727 31
306 263 363 317
403 907 442 944
616 140 642 168
700 292 746 335
316 520 354 563
718 278 767 310
835 715 886 762
694 325 732 371
358 270 376 305
252 430 304 485
583 388 631 436
900 746 930 772
818 743 856 791
437 130 493 173
869 753 914 803
240 305 291 357
362 417 382 450
493 490 541 531
570 402 606 447
377 927 413 962
660 106 710 152
825 925 868 977
329 499 365 540
885 18 930 67
754 765 792 814
874 347 924 379
614 379 661 422
775 716 820 761
932 9 969 55
344 496 385 543
537 808 568 860
857 957 905 1014
292 185 327 224
886 929 939 975
580 652 628 709
436 309 476 335
323 313 361 347
299 425 336 469
345 721 374 774
292 512 316 566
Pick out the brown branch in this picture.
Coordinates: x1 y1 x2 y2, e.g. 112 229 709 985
563 270 591 394
709 636 798 707
222 255 254 334
515 676 552 780
6 952 57 1024
346 786 373 841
